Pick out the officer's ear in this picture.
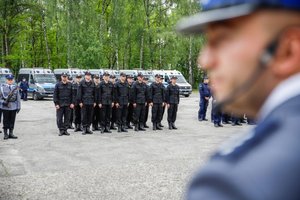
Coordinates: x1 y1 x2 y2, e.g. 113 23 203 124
271 27 300 78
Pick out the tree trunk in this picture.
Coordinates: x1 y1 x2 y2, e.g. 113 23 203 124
41 8 51 69
139 34 144 69
188 36 193 85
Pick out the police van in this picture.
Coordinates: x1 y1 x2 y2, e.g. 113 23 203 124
153 70 192 97
18 68 56 100
0 68 12 85
54 68 83 81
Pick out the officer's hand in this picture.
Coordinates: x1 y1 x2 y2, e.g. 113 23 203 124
79 103 83 108
55 105 60 110
205 97 209 100
167 104 170 109
70 104 74 109
133 103 137 108
16 109 20 113
93 103 96 107
162 103 165 107
111 103 114 108
149 103 153 107
99 104 102 108
115 103 119 108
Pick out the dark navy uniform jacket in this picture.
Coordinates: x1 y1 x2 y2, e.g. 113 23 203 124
199 83 211 99
187 74 300 200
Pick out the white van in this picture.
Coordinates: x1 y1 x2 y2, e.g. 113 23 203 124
0 68 12 85
54 68 83 81
18 68 56 100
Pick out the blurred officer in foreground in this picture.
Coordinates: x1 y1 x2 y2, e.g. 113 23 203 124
78 71 96 135
53 73 74 136
198 77 211 121
149 74 165 131
73 74 82 132
132 72 147 132
0 74 20 140
177 0 300 199
165 76 179 130
114 72 129 133
19 77 29 101
143 77 150 128
98 72 114 133
92 75 101 131
126 75 135 129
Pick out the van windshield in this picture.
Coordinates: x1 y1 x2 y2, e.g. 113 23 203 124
34 74 56 84
0 74 7 84
172 75 187 83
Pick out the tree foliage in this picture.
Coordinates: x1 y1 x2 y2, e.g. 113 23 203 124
0 0 206 87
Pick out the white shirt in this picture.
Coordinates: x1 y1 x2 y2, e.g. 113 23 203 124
259 73 300 121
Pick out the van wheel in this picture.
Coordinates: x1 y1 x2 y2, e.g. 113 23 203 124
184 94 190 97
33 92 38 101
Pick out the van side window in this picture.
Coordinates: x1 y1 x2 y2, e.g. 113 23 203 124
165 76 169 83
30 74 34 84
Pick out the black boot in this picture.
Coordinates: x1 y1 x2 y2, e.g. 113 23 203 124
4 129 9 140
82 127 87 135
168 123 173 130
171 123 177 130
158 123 164 127
64 130 70 136
127 124 133 129
139 124 146 131
156 123 162 130
106 126 112 133
153 123 157 131
121 125 128 132
118 126 122 133
86 126 93 134
59 130 64 136
110 122 117 130
69 124 74 129
134 124 139 132
100 126 104 134
144 124 149 128
8 129 18 139
74 124 80 132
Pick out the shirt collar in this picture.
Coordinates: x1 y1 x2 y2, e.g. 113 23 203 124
258 73 300 121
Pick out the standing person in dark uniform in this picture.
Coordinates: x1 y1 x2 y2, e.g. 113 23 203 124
198 77 211 121
211 97 223 128
114 72 129 133
92 75 101 131
98 72 114 133
77 71 96 135
126 75 134 129
158 76 166 128
67 76 74 129
110 75 117 130
53 73 74 136
143 77 150 128
132 73 147 132
149 74 165 131
165 76 180 130
19 77 29 101
0 74 20 140
73 74 82 132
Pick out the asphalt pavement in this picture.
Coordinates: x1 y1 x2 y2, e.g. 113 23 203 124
0 93 250 200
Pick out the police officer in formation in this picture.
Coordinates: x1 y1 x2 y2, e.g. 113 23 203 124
132 73 147 132
0 74 20 140
72 74 82 132
110 75 117 130
149 74 165 130
165 76 179 130
198 77 211 121
77 71 96 135
158 76 166 128
114 72 129 133
53 72 74 136
126 75 135 129
98 72 114 133
92 74 101 131
143 77 150 128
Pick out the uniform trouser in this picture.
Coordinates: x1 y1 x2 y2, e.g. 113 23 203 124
93 106 101 127
21 90 28 100
56 106 71 131
73 105 81 125
198 98 209 120
144 104 149 125
167 104 178 123
134 103 145 125
101 105 112 127
69 109 74 126
2 109 17 130
152 103 163 123
111 106 117 124
127 103 134 125
160 104 166 122
0 109 2 123
116 105 128 126
81 104 94 128
212 103 221 124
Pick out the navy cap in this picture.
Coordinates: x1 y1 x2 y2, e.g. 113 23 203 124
85 71 92 76
137 72 143 77
177 0 300 35
110 75 116 79
204 76 209 80
61 72 68 77
155 74 162 78
103 71 110 76
127 74 134 79
120 72 126 77
171 76 178 80
76 74 82 78
6 74 14 79
94 74 100 79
